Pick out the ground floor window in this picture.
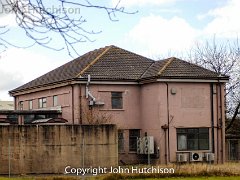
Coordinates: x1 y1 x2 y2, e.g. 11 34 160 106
177 128 209 151
118 130 124 152
129 129 140 152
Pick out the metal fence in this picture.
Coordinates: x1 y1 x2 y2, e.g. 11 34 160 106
226 139 240 162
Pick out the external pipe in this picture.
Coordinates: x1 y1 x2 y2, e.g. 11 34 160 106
71 85 74 124
210 83 215 153
79 84 83 124
216 84 219 163
161 124 168 164
166 82 170 163
219 80 224 163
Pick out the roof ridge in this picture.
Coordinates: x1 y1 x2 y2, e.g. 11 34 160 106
140 61 156 79
157 57 175 75
76 46 112 77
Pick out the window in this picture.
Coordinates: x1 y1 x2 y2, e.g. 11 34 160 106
19 101 23 110
111 92 123 109
7 115 18 124
29 100 33 110
53 95 58 106
177 128 209 151
129 129 140 151
118 130 124 152
24 115 34 124
38 97 47 108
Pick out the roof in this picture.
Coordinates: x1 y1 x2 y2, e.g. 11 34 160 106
141 57 221 79
9 45 228 95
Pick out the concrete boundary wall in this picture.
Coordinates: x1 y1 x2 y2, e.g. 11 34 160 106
0 125 117 174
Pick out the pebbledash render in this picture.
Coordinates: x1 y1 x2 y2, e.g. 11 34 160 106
9 45 228 164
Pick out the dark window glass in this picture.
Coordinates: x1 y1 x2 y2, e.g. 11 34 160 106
118 130 124 152
38 97 47 108
7 115 18 124
177 128 209 151
129 129 140 151
24 115 35 124
111 92 123 109
35 114 46 119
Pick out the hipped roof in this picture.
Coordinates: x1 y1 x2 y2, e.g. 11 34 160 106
10 45 228 95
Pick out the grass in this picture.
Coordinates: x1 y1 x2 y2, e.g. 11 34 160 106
133 177 240 180
0 163 240 180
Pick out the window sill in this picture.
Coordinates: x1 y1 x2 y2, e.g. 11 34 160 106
176 150 210 153
99 109 125 111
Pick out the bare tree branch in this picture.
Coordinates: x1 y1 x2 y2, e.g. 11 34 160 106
188 37 240 131
0 0 137 56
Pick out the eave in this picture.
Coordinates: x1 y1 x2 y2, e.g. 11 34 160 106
9 75 229 97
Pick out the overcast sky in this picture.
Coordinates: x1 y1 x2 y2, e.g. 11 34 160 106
0 0 240 100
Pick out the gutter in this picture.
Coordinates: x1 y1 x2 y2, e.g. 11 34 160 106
10 76 229 97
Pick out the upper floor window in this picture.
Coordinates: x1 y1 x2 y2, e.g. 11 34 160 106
38 97 47 108
28 100 33 110
19 101 23 110
177 128 209 151
111 92 123 109
129 129 140 152
53 95 58 106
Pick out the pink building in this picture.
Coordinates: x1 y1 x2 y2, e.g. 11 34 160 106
9 45 228 164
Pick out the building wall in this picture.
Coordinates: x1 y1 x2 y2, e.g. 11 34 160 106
0 124 117 174
139 82 225 164
15 86 74 122
12 81 226 164
83 84 141 128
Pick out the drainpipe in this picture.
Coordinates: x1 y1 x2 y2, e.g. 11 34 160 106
161 124 168 165
79 84 83 124
71 85 75 124
218 79 224 163
216 83 219 163
210 83 215 153
14 96 17 110
165 82 170 163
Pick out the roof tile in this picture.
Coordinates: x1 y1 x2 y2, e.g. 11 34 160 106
10 46 228 94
